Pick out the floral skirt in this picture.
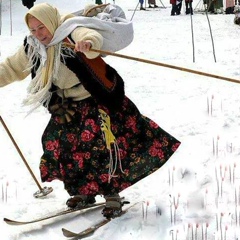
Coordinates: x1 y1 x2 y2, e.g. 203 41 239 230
40 96 180 196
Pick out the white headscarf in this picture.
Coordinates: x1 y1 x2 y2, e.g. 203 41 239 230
23 3 74 111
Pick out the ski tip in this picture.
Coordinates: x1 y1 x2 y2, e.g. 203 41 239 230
3 218 12 223
3 218 22 225
62 228 77 238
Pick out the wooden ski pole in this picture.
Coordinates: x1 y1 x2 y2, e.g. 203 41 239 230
0 115 53 198
64 43 240 83
64 43 239 85
90 48 240 84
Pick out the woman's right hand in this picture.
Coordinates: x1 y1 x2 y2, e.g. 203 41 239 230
74 41 92 53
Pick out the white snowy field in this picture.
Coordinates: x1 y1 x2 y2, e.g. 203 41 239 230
0 0 240 239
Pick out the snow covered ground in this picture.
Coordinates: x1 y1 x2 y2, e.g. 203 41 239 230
0 0 239 239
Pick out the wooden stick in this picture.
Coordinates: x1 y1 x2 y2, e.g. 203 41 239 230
0 115 43 191
90 48 240 84
64 43 240 84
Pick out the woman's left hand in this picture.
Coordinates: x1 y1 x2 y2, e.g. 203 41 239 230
74 41 92 53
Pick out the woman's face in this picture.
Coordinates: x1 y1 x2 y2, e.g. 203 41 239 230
28 16 53 45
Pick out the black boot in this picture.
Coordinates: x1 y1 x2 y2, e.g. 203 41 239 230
102 194 122 219
66 195 96 208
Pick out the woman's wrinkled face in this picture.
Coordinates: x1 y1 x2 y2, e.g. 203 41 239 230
28 16 53 45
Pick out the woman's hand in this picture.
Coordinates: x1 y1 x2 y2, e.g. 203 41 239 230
74 41 92 53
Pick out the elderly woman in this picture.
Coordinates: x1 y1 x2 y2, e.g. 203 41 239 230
0 3 180 219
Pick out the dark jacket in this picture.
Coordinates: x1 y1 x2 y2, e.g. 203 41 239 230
23 38 125 111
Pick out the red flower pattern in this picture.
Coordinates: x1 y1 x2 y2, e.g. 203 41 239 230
53 149 60 160
84 152 91 160
126 116 137 131
79 181 99 195
99 174 109 183
46 140 59 151
119 148 127 159
120 182 131 190
117 136 129 149
40 165 48 178
149 120 159 129
40 96 180 196
73 152 84 169
66 133 76 143
81 130 94 142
